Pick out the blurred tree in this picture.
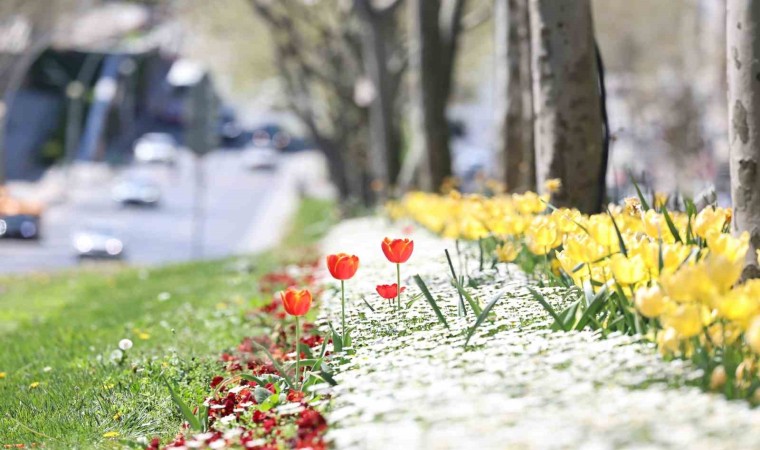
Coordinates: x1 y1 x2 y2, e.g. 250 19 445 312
407 0 467 191
248 0 372 204
494 0 534 193
727 0 760 280
529 0 605 214
354 0 405 198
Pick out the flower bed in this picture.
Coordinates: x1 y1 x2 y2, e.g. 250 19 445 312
317 217 760 449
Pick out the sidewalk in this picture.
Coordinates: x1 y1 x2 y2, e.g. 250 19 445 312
319 218 760 450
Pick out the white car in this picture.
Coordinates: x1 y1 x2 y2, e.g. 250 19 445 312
241 145 278 170
72 227 125 259
133 133 179 165
112 178 161 206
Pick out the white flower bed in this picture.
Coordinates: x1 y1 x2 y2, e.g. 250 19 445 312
319 218 760 450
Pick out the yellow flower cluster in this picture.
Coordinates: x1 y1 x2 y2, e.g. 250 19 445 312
397 191 760 357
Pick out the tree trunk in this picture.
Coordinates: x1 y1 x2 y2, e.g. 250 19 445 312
727 0 760 280
355 0 402 197
409 0 455 192
495 0 535 193
528 0 604 213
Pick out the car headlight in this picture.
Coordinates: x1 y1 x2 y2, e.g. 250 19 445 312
75 236 93 253
105 238 123 255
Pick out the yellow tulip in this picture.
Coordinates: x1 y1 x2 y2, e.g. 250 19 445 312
610 253 647 286
745 316 760 354
496 241 520 262
707 231 749 264
634 285 668 318
694 207 729 239
662 303 703 338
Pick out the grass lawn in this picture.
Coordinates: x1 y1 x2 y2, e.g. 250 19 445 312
0 198 335 448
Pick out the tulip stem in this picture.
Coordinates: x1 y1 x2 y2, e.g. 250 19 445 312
397 263 401 310
295 315 300 391
341 280 346 335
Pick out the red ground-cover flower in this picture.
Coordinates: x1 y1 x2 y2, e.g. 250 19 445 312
149 260 329 450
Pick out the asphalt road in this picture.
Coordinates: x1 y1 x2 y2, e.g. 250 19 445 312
0 149 280 274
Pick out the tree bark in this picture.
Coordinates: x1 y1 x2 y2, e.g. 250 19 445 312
408 0 464 192
355 0 402 196
528 0 605 213
495 0 535 193
727 0 760 280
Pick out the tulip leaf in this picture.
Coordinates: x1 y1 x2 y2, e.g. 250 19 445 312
660 205 683 243
250 341 294 389
606 207 628 258
464 288 507 348
553 300 580 332
239 373 268 386
161 374 202 431
328 322 343 353
360 295 375 312
574 285 608 330
527 286 569 332
445 249 467 317
413 275 450 329
630 174 651 211
451 277 482 316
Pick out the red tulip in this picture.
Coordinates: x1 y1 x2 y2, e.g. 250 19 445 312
376 283 405 300
280 288 312 316
381 237 414 264
326 253 360 280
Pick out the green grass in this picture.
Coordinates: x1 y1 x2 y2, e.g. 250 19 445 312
0 198 335 448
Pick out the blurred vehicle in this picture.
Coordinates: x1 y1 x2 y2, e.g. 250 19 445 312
72 226 125 259
0 186 44 216
241 145 278 170
249 123 313 153
0 214 40 240
112 177 161 206
133 132 179 165
218 106 243 146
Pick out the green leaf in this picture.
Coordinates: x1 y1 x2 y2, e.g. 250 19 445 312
452 277 483 316
297 342 314 359
328 322 343 353
660 205 683 243
250 341 294 389
254 386 273 404
360 295 375 312
445 249 467 317
464 288 507 348
606 207 628 258
239 373 268 386
553 300 580 331
413 275 449 329
574 285 609 330
527 286 569 332
319 363 338 386
161 375 202 431
630 174 651 211
318 333 329 358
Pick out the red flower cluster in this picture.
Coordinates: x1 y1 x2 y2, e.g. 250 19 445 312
148 262 329 450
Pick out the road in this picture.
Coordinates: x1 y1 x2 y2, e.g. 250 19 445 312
0 149 285 274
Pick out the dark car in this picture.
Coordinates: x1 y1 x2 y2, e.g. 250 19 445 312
249 124 313 153
0 214 40 240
